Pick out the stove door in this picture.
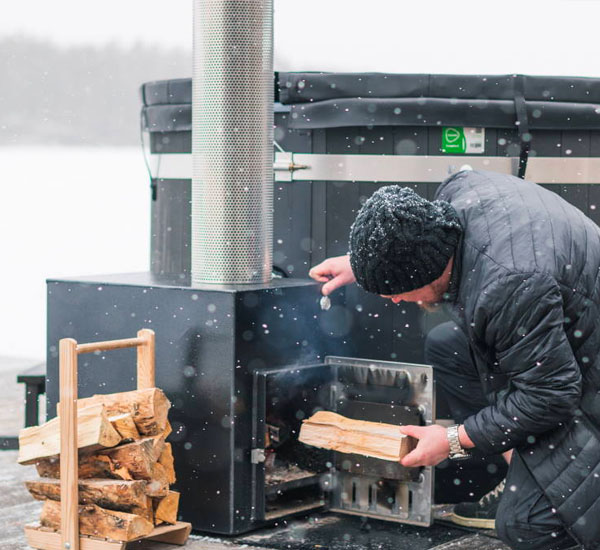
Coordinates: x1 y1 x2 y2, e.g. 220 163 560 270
252 363 334 522
325 356 435 527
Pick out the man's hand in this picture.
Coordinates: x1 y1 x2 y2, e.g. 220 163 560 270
399 425 450 467
308 255 356 296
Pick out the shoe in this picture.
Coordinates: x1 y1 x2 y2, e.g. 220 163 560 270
449 479 505 529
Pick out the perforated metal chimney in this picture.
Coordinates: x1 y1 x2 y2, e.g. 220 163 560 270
191 0 274 285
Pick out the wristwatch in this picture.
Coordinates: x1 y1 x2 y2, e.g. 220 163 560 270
447 425 471 460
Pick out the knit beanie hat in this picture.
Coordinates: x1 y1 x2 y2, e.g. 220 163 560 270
348 186 462 295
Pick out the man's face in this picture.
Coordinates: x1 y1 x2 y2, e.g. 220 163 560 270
379 257 454 312
381 284 443 312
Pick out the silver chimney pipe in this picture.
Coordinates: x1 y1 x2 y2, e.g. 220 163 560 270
191 0 274 285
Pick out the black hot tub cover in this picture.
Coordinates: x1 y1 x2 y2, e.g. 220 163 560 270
140 72 600 132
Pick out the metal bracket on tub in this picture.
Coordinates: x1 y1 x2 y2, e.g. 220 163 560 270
250 448 266 464
273 152 309 182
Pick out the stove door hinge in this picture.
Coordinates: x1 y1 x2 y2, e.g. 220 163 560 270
250 448 266 464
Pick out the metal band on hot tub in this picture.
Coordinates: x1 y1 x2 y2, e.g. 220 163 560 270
148 152 600 184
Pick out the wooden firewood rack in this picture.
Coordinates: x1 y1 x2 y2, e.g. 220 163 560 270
24 329 192 550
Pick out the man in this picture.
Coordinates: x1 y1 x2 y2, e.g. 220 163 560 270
309 170 600 550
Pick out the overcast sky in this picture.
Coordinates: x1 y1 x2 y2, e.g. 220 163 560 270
1 0 599 76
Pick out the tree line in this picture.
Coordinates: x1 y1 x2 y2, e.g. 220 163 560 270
0 35 190 146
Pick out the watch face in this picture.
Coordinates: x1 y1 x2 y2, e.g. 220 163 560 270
450 452 471 461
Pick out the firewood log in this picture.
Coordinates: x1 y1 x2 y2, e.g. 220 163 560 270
109 413 140 441
40 499 153 542
299 411 416 462
36 454 114 479
153 491 179 525
67 388 170 436
105 437 162 480
35 436 163 482
146 463 170 498
149 433 167 463
25 478 153 522
158 443 176 484
18 404 121 465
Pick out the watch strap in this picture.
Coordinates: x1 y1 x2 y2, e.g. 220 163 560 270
447 424 470 460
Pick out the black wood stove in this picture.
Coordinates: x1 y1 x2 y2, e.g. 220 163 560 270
45 273 434 534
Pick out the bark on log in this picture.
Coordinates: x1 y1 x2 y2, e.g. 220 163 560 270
35 437 163 482
109 413 140 441
299 411 416 462
153 491 179 525
36 454 114 479
70 388 170 436
25 478 153 522
40 499 154 542
18 404 121 465
80 437 163 481
105 437 160 479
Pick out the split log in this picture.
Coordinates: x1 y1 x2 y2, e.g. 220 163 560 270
25 477 154 522
153 491 179 525
147 463 170 498
36 454 114 479
105 437 162 479
109 413 140 441
158 443 176 484
35 437 164 482
299 411 416 462
66 388 170 436
40 499 153 542
150 433 167 462
18 404 121 465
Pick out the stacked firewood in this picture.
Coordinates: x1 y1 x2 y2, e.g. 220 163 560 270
18 388 179 542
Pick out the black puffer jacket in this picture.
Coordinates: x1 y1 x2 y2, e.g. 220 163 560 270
437 170 600 548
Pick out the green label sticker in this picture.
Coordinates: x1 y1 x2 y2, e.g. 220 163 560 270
442 127 485 154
